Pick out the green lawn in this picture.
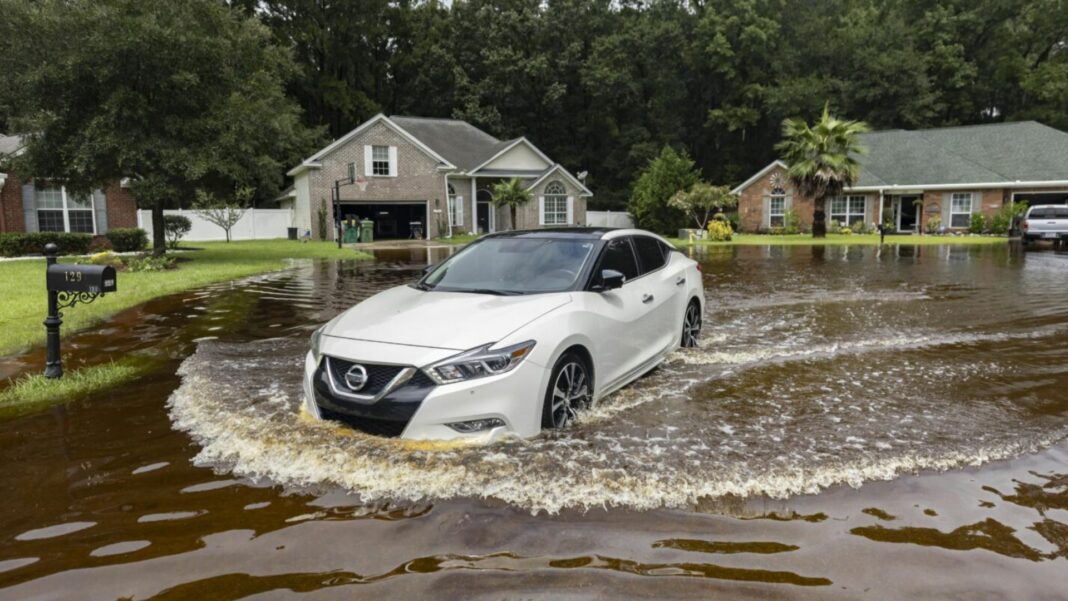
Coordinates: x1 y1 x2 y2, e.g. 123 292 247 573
669 233 1011 247
437 233 481 245
0 359 146 417
0 239 373 357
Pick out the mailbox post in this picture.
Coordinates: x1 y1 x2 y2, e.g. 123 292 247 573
42 243 117 379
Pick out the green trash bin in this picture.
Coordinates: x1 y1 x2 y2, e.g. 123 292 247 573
360 219 374 244
343 219 359 243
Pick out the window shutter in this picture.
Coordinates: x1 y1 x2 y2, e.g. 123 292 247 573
941 193 952 228
566 196 574 224
93 189 108 234
762 195 770 229
455 196 463 226
538 196 545 226
970 192 981 214
388 146 398 176
363 145 373 176
22 182 37 232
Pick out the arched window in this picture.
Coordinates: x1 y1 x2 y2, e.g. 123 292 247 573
447 183 462 226
542 181 568 225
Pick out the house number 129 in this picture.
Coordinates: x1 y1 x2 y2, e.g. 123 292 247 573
65 271 82 282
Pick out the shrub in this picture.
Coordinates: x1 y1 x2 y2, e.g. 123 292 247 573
87 251 123 269
769 226 785 235
105 228 148 252
88 236 113 253
851 220 872 235
125 254 175 272
839 227 853 235
164 215 192 249
706 220 733 241
925 215 942 234
783 208 801 234
0 232 92 257
968 212 985 234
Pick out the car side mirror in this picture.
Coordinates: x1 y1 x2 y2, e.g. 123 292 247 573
594 269 625 292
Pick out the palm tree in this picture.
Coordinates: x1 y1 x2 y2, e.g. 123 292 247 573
492 177 533 230
775 105 868 238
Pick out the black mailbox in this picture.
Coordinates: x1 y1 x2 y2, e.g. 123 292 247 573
46 264 117 294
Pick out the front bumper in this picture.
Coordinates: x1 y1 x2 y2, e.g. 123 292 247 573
302 349 549 441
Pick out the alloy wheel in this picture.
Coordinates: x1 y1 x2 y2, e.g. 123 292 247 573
550 360 590 428
682 302 701 348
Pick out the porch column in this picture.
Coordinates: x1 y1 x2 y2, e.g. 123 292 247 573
878 190 884 231
470 177 477 232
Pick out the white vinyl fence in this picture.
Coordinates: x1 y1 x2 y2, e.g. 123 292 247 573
137 208 295 241
585 210 635 228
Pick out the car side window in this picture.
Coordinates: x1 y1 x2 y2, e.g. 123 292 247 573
597 238 639 282
632 236 667 274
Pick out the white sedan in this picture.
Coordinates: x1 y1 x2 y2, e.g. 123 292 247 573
303 228 705 441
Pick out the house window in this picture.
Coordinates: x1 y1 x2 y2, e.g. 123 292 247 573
769 187 785 228
35 184 95 233
830 195 867 228
950 193 973 228
371 145 390 176
543 181 568 225
447 183 462 226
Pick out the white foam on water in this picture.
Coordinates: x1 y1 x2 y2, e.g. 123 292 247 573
167 334 1068 515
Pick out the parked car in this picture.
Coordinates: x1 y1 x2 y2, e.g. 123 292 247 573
303 228 705 441
1021 205 1068 245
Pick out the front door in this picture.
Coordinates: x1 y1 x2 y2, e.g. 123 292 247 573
477 202 490 234
898 196 919 232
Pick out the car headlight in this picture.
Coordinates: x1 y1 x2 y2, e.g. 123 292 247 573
310 326 325 362
426 340 536 384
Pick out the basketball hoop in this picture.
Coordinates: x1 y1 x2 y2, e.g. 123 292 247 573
355 175 369 192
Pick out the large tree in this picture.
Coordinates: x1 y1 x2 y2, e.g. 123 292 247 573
628 146 701 235
0 0 320 254
775 106 869 238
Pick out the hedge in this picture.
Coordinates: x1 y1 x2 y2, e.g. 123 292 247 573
105 228 148 252
0 232 93 257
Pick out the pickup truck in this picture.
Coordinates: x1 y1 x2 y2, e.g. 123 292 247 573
1021 205 1068 245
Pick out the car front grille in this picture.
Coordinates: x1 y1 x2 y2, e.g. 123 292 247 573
325 356 405 397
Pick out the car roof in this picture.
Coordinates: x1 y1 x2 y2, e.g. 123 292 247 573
1027 204 1068 210
485 228 670 244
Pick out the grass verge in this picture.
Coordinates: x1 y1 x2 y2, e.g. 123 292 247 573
0 239 373 356
436 233 482 245
0 359 147 416
668 233 1011 247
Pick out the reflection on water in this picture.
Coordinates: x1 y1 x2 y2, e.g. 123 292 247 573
1 243 1068 599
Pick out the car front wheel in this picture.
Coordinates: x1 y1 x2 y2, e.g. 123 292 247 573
681 300 702 348
542 352 591 430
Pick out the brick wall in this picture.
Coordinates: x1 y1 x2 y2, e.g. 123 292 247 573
736 165 817 232
104 181 138 228
0 173 26 232
308 121 445 239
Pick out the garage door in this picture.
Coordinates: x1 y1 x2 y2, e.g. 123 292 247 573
339 202 427 240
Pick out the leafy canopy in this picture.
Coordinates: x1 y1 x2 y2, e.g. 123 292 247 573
628 146 701 235
492 177 534 229
668 183 738 230
775 106 869 201
0 0 321 251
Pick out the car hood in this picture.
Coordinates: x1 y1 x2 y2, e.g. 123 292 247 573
324 285 572 351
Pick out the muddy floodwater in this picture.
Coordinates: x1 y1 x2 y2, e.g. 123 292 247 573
2 243 1068 600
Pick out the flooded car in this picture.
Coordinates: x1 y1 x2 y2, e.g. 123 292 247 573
303 228 705 440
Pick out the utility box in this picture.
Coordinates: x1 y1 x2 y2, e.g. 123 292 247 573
360 219 374 244
46 264 117 294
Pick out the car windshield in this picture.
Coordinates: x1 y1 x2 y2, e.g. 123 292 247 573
420 237 596 294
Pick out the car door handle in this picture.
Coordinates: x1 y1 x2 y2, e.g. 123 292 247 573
675 276 685 286
641 293 654 304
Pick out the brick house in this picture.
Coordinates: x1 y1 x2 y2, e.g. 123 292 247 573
733 121 1068 233
285 114 593 240
0 134 138 235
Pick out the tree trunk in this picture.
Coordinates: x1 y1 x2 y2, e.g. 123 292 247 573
511 205 517 230
811 195 827 238
151 205 166 255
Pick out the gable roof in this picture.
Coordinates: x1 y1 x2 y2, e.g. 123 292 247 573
526 164 594 197
388 116 511 172
736 121 1068 193
288 114 455 176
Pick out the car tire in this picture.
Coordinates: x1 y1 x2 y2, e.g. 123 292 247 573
541 351 592 430
681 299 702 348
